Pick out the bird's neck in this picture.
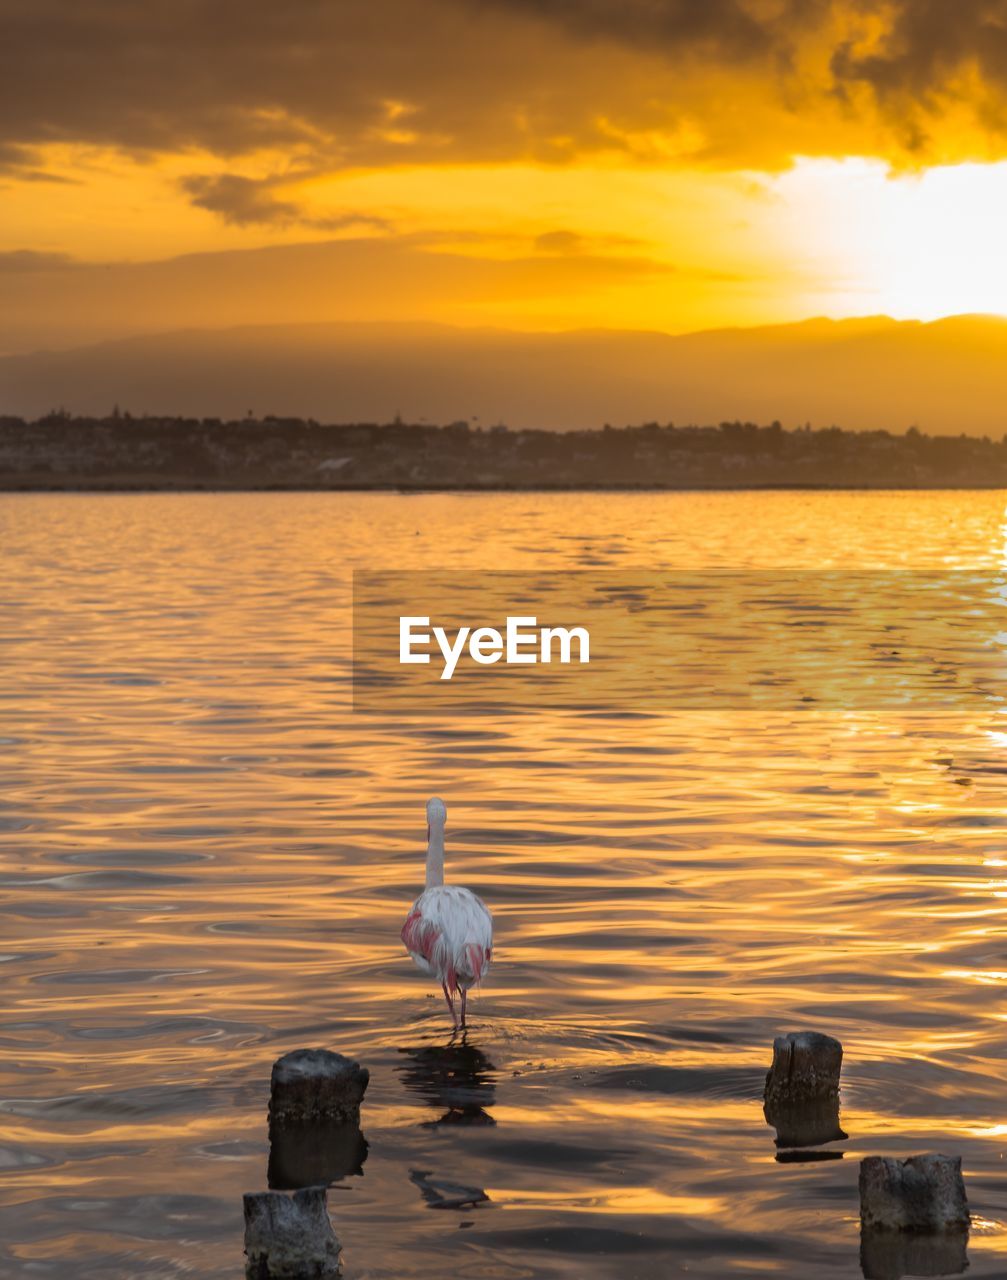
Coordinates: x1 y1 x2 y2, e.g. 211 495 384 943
425 828 445 888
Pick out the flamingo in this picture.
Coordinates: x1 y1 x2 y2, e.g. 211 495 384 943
401 798 493 1029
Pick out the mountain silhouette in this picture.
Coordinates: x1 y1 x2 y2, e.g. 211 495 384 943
3 314 1007 435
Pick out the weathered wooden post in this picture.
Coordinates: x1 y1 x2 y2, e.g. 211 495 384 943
268 1049 369 1125
244 1186 342 1279
859 1154 969 1232
859 1155 970 1279
267 1049 370 1191
763 1030 846 1149
765 1030 843 1103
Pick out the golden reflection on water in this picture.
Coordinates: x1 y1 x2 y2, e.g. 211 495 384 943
2 492 1007 1277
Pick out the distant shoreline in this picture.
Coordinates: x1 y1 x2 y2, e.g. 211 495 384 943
5 414 1007 491
6 482 1007 493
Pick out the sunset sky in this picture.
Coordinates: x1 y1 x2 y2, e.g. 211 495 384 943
7 1 1007 352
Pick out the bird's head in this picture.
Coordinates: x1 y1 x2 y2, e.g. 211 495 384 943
426 796 447 841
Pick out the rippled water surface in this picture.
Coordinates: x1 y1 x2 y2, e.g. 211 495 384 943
4 491 1007 1279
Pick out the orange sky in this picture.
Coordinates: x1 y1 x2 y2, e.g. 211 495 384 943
7 1 1007 351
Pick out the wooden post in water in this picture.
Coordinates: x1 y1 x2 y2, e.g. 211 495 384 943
243 1186 342 1279
268 1048 369 1125
267 1048 370 1191
859 1154 969 1232
763 1030 846 1150
859 1155 970 1280
765 1030 843 1104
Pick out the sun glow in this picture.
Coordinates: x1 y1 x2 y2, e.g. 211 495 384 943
8 146 1007 350
770 158 1007 321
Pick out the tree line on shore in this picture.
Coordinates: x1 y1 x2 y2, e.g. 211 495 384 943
2 411 1006 489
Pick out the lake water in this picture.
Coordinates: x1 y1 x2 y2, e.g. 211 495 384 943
3 491 1007 1279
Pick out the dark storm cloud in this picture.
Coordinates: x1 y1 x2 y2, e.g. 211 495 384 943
832 1 1007 98
9 170 79 184
1 0 604 162
180 174 303 226
180 172 390 230
516 0 1007 101
6 0 1007 173
0 140 77 182
484 0 789 56
827 1 1007 155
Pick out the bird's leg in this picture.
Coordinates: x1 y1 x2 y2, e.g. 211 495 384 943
442 981 457 1028
460 988 468 1028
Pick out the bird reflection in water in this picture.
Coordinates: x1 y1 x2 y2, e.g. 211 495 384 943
410 1168 490 1210
397 1034 497 1127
